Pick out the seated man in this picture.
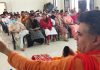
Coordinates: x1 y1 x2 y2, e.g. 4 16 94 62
9 15 29 51
0 10 100 70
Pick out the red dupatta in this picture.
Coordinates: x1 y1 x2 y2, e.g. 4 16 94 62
69 50 100 70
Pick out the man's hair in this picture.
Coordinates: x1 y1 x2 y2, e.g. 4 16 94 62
63 46 70 57
78 10 100 35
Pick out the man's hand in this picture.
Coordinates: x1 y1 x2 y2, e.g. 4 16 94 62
0 38 12 56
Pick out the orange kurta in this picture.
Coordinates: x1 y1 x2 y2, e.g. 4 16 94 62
8 52 100 70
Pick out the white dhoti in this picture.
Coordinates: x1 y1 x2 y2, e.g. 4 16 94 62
18 30 29 49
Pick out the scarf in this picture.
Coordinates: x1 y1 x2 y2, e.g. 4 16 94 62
68 50 100 70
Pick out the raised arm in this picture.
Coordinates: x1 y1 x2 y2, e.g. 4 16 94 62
0 38 74 70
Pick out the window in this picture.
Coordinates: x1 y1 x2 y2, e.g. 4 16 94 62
69 0 94 12
53 0 57 10
64 0 70 11
53 0 56 7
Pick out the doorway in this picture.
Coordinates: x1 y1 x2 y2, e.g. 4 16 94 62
0 2 6 14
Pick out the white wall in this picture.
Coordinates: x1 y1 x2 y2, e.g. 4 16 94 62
0 0 47 12
0 0 65 12
60 0 64 10
45 0 64 10
56 0 64 10
45 0 53 4
10 0 46 12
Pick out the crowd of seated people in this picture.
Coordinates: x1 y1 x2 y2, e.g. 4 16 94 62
0 9 79 51
1 10 100 70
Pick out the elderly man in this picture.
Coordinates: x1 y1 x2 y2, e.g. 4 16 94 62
0 10 100 70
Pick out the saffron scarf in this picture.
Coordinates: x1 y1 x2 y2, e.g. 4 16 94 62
69 50 100 70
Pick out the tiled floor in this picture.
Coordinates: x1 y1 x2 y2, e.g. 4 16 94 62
0 33 77 70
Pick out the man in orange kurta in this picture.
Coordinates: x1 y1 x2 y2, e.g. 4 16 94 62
0 10 100 70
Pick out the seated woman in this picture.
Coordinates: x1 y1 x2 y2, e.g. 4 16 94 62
25 14 45 45
62 12 74 38
69 24 79 39
62 11 73 25
55 13 68 41
40 13 57 45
